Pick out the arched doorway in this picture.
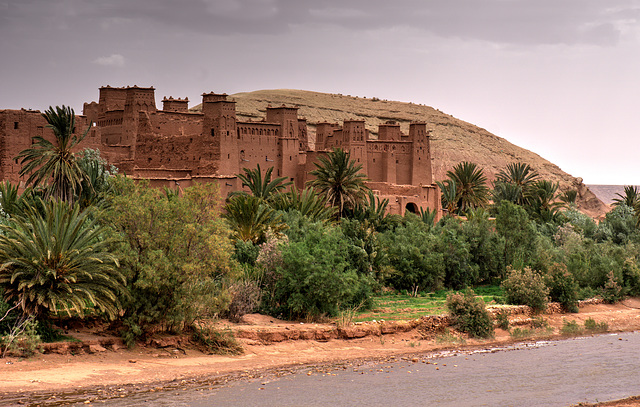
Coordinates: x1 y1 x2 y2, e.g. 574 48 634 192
405 202 419 214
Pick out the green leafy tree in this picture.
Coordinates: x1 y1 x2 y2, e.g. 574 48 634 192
495 201 539 269
444 162 489 214
379 215 445 292
308 148 370 218
16 106 91 202
270 221 372 319
0 200 123 319
101 178 237 340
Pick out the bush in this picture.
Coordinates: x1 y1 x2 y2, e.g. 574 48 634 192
221 279 262 323
545 263 579 313
501 266 549 313
602 270 624 303
495 309 510 330
270 224 373 319
380 218 445 292
102 179 237 340
584 317 608 333
560 319 583 336
446 289 494 339
191 326 243 355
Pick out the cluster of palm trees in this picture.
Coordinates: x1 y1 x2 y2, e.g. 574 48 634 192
437 161 576 222
224 148 371 243
0 106 123 349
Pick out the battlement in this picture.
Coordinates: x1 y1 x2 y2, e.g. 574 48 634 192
202 92 229 103
162 96 189 113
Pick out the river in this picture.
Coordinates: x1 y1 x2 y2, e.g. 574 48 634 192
32 331 640 406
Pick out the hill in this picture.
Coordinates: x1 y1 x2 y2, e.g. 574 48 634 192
193 89 608 218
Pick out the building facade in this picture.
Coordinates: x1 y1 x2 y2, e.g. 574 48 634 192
1 86 440 216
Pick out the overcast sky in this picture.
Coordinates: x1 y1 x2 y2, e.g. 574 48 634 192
2 0 639 184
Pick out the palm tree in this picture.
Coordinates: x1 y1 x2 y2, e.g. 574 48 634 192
16 106 91 202
494 162 539 205
0 200 124 319
224 194 287 244
612 185 640 208
233 164 292 202
446 161 489 214
269 186 336 222
436 179 458 215
307 148 370 218
526 180 564 222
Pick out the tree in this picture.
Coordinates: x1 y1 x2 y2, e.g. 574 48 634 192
445 161 489 214
494 162 540 206
436 179 458 215
233 164 292 202
526 180 565 222
0 200 124 319
224 194 287 244
269 186 336 222
101 178 237 341
308 148 370 218
612 185 640 209
16 106 91 202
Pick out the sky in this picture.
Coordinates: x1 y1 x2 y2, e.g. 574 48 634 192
2 0 640 185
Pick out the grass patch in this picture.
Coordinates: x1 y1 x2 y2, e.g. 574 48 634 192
355 286 504 322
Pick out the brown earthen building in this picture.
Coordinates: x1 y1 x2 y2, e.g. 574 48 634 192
0 86 440 216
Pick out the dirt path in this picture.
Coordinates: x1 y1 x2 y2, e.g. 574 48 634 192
2 300 640 405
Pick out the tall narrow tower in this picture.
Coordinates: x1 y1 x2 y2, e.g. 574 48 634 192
201 92 238 176
409 122 432 185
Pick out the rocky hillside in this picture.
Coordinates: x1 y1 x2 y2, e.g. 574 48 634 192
193 89 608 218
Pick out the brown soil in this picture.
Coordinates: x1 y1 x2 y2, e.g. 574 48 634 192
2 300 640 405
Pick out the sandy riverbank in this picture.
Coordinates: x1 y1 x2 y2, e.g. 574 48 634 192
2 300 640 405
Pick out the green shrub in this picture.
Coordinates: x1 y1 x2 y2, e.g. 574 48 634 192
446 289 494 339
380 218 445 292
602 270 624 303
495 309 510 330
501 266 549 313
560 319 583 336
531 316 548 329
545 263 579 313
102 179 237 341
584 317 608 333
510 327 532 339
270 224 373 319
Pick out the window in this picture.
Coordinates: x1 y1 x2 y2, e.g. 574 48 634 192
14 122 19 129
211 128 215 137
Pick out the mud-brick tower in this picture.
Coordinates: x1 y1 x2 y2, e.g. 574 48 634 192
266 105 299 182
408 122 432 185
201 92 238 177
122 86 156 148
341 120 368 173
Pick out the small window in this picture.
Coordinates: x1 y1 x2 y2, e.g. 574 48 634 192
211 128 215 137
14 122 18 130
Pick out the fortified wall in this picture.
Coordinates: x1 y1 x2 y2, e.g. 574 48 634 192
0 86 440 216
